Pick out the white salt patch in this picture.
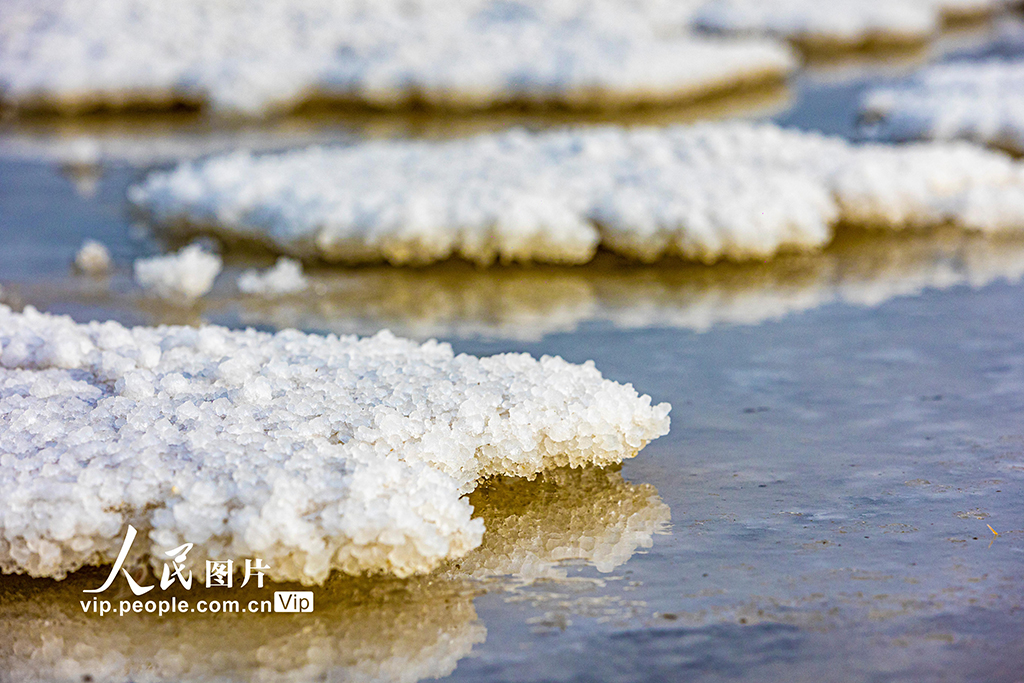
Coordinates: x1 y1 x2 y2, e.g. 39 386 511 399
861 59 1024 155
237 257 309 296
692 0 1011 49
132 123 1024 266
0 0 792 116
133 244 222 302
0 305 670 584
73 239 112 275
692 0 939 49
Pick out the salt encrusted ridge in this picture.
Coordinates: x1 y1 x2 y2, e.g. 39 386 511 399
131 123 1024 266
692 0 1009 50
0 305 670 584
0 0 793 116
861 59 1024 155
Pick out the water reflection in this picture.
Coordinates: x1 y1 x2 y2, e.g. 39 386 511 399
192 228 1024 340
0 466 667 683
10 227 1024 340
0 83 789 169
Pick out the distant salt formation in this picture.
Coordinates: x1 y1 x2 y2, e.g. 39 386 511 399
0 0 793 116
132 123 1024 267
860 59 1024 155
237 257 308 296
692 0 1009 52
133 244 222 302
0 305 670 584
73 239 112 275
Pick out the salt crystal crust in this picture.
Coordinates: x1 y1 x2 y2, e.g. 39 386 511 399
693 0 1009 50
0 0 793 116
0 305 670 584
132 123 1024 266
861 59 1024 155
133 244 222 302
237 257 309 296
73 239 111 275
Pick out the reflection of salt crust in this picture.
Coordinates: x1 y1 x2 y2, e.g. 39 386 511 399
0 572 485 683
861 60 1024 155
0 305 670 584
133 123 1024 266
237 257 308 296
0 0 793 116
457 466 670 581
133 244 222 301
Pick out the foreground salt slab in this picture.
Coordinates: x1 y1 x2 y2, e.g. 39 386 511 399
861 59 1024 155
132 123 1024 266
0 0 793 116
0 305 670 584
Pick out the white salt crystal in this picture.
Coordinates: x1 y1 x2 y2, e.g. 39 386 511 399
133 244 222 302
132 123 1024 266
0 305 670 584
237 257 308 296
73 239 112 275
861 59 1024 155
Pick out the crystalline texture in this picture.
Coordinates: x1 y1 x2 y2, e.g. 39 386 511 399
0 305 670 584
132 123 1024 266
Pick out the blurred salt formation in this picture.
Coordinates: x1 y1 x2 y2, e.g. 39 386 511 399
861 59 1024 154
133 244 222 301
73 239 112 275
0 0 794 116
132 123 1024 267
0 466 667 682
237 257 308 296
693 0 1011 52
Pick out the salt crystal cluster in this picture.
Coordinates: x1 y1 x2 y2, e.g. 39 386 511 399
132 123 1024 266
0 305 671 584
73 239 111 275
0 0 793 116
237 257 309 296
692 0 1008 51
133 244 222 302
861 59 1024 155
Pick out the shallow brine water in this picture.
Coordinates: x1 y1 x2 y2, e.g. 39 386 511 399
1 19 1024 683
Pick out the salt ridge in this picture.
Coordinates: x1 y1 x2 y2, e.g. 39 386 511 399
132 123 1024 266
861 59 1024 155
0 0 792 116
0 305 670 584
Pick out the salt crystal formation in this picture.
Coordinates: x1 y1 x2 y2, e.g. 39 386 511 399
132 123 1024 266
237 257 309 296
692 0 1008 51
133 244 222 302
73 239 111 275
0 0 793 116
0 305 670 584
861 59 1024 155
